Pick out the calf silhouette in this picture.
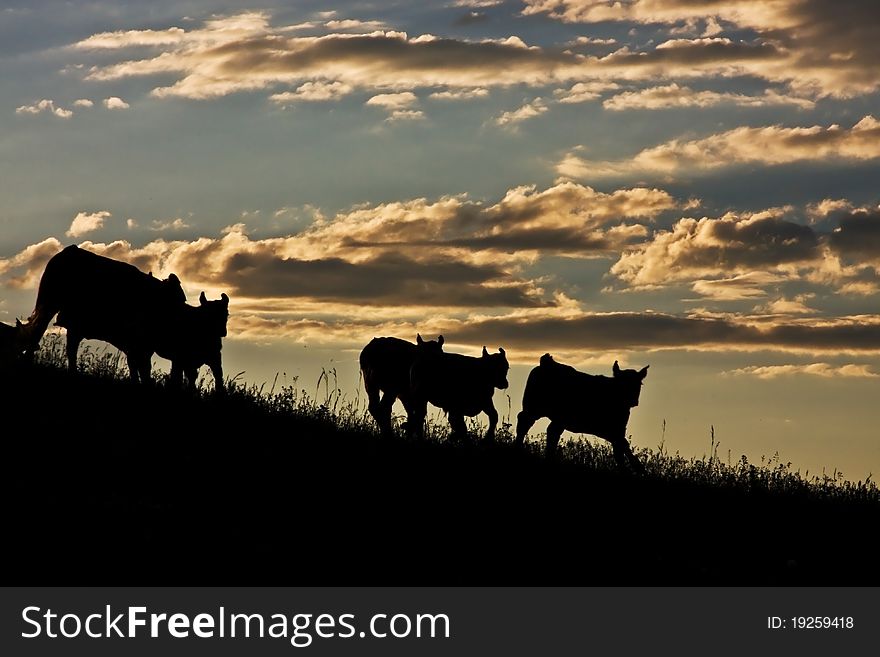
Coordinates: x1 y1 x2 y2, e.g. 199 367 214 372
410 345 509 441
155 291 230 394
360 334 444 437
516 354 648 472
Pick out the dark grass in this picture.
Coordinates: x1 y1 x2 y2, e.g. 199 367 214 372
5 338 880 585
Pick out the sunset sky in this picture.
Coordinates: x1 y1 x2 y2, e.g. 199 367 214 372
2 0 879 479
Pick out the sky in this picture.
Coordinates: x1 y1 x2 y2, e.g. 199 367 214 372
1 0 879 479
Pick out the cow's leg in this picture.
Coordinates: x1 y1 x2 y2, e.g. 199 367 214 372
136 353 153 385
545 421 564 458
399 392 422 438
610 432 644 474
484 403 498 442
515 411 537 448
364 373 385 432
407 399 427 439
169 361 184 388
66 332 82 372
122 351 141 383
208 356 224 395
185 367 199 391
448 413 467 441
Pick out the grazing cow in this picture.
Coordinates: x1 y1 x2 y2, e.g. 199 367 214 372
360 334 444 436
21 245 192 383
155 292 229 394
410 345 509 441
515 354 648 471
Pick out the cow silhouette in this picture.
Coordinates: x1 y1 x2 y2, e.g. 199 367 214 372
410 344 509 441
516 354 648 472
20 245 228 392
157 291 230 394
360 334 444 437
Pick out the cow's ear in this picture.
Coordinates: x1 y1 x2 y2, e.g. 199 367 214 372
15 319 22 328
482 346 489 357
221 292 229 305
417 333 424 345
639 365 649 380
438 335 444 347
199 291 207 305
613 360 621 376
499 346 505 356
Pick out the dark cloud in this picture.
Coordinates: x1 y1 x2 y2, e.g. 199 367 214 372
827 209 880 260
181 249 549 308
443 311 880 353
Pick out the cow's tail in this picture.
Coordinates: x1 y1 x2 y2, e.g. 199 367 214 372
359 343 380 401
21 245 73 352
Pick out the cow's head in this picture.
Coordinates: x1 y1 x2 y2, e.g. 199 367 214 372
199 291 230 337
482 346 509 390
416 333 444 356
161 273 186 304
0 320 29 362
612 360 649 407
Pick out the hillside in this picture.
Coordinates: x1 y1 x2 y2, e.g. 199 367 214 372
6 341 879 585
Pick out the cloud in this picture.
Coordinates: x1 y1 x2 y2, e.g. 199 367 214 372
690 272 786 301
365 91 418 110
455 11 490 26
435 308 880 355
149 218 190 232
312 182 676 257
15 99 73 118
0 182 681 316
324 19 389 31
365 91 425 121
74 13 585 101
0 238 63 290
383 109 425 122
806 198 854 222
494 98 548 126
73 98 94 107
752 295 818 315
554 81 619 103
572 36 618 46
602 83 814 110
103 96 130 109
609 203 880 296
558 116 880 178
826 208 880 263
725 363 878 379
67 211 111 238
269 80 353 103
522 0 880 97
611 210 820 288
428 87 489 100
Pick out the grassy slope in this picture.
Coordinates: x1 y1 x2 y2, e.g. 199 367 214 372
6 344 879 585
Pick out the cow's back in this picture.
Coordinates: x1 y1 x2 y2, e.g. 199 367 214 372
522 359 629 436
414 352 492 415
359 337 417 391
